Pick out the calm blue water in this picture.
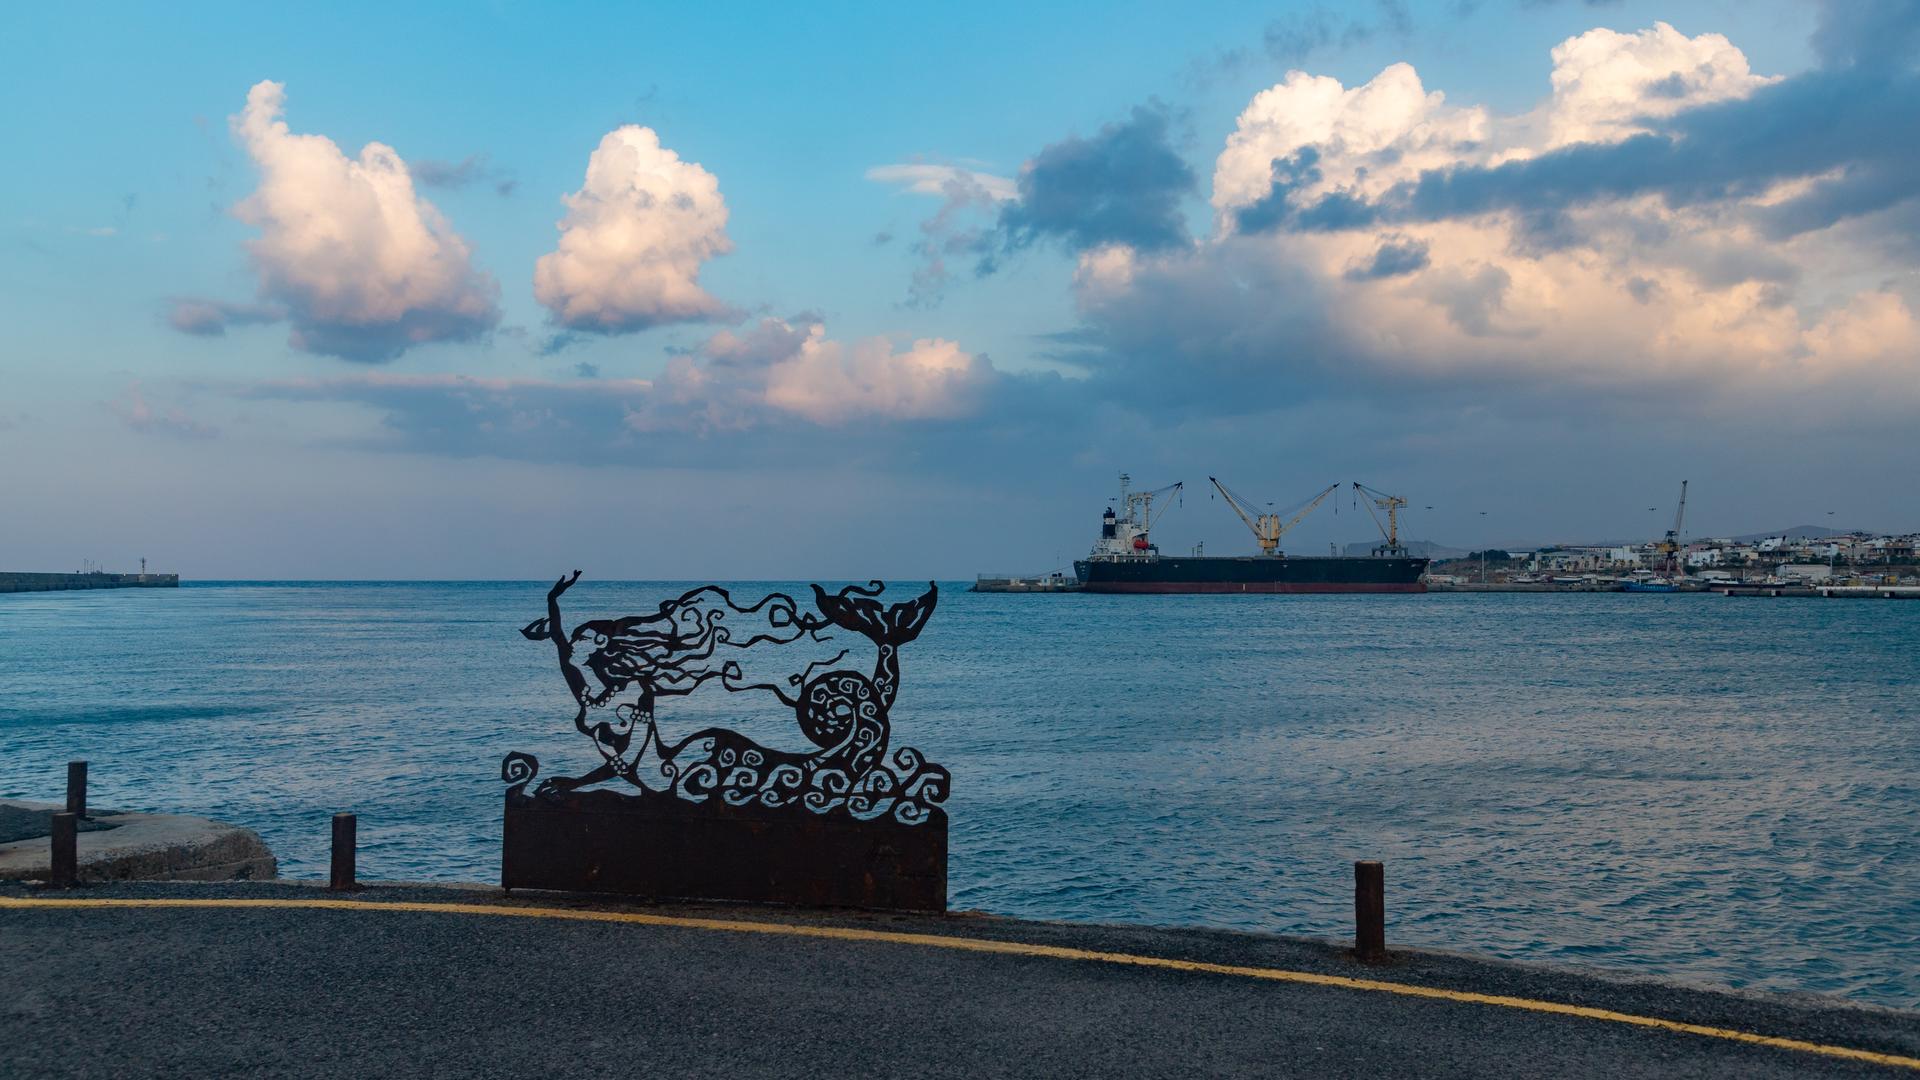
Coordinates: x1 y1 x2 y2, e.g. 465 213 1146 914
3 582 1917 1006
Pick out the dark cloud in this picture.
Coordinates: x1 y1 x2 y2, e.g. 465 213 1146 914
1263 1 1410 64
1047 239 1348 416
538 332 586 356
987 105 1196 263
287 308 498 364
412 153 517 197
1235 147 1324 233
229 364 1080 475
164 298 285 336
1344 235 1431 280
1196 0 1413 80
1811 0 1920 72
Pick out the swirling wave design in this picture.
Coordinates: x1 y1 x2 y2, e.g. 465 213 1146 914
501 752 539 793
661 740 948 821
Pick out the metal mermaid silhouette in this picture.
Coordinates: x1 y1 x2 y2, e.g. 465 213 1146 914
501 572 949 826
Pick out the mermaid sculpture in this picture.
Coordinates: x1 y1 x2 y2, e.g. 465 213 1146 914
501 572 948 825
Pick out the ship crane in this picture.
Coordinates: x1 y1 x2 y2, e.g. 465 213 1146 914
1352 482 1410 556
1115 473 1183 551
1209 477 1338 556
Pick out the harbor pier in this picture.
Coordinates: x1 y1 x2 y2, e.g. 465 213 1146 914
0 570 179 593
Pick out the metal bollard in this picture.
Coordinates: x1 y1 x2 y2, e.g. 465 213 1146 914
329 813 358 891
1354 860 1386 962
50 812 78 888
66 761 87 818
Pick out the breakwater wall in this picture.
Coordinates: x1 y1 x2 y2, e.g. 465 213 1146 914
0 572 179 593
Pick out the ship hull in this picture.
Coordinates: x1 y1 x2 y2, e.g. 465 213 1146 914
1075 555 1429 594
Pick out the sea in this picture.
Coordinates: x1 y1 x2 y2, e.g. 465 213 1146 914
3 581 1916 1007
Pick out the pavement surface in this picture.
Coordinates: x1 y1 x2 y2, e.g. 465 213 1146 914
5 881 1919 1079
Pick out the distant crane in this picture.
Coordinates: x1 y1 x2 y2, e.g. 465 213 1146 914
1654 480 1689 575
1209 478 1338 556
1353 482 1411 556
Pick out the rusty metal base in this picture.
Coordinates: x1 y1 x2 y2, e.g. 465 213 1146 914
502 788 947 913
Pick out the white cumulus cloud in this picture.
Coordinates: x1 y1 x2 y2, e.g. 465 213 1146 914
224 80 500 362
534 126 734 333
1213 62 1488 218
1537 22 1775 150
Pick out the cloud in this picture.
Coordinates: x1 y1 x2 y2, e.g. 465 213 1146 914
1344 235 1431 279
165 297 285 336
990 105 1196 263
866 163 1016 202
1194 0 1413 83
1059 9 1920 420
1264 1 1411 64
868 161 1014 307
1535 21 1772 149
872 107 1194 302
761 327 993 425
109 382 217 439
533 125 735 333
1214 62 1487 226
1811 0 1920 71
240 316 1003 454
641 316 998 428
241 372 652 459
218 80 501 362
1219 17 1915 245
412 153 516 197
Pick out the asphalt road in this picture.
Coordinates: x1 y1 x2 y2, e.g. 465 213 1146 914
5 882 1918 1078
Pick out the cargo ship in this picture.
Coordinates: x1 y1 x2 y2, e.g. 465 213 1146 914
1073 475 1429 594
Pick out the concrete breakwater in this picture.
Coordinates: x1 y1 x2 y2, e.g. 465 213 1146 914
0 800 275 883
0 571 179 593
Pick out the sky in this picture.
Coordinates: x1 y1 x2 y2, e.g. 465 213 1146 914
2 0 1916 579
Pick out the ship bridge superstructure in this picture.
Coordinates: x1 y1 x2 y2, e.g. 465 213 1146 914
1086 474 1183 561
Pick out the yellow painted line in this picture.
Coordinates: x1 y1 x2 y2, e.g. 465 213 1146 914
5 896 1918 1071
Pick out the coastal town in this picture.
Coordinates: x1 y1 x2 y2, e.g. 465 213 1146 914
1430 530 1920 594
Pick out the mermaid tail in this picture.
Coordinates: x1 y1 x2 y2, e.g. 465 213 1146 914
811 582 938 646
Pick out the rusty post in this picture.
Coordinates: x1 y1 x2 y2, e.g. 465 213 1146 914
329 813 357 891
50 812 78 888
66 761 87 818
1354 860 1386 961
